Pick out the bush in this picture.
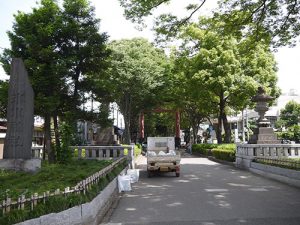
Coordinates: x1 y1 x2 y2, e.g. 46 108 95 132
123 144 141 157
212 148 236 162
134 144 142 157
192 144 218 156
192 143 236 162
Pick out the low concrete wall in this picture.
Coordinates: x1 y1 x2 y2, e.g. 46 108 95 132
0 159 41 173
250 162 300 188
15 169 126 225
236 155 254 169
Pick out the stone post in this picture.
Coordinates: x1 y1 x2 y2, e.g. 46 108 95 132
0 58 40 172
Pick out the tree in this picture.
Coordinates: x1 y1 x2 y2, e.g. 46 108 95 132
219 0 300 47
277 100 300 128
277 101 300 143
0 0 64 162
58 0 110 113
0 80 9 119
119 0 300 47
174 18 280 143
171 50 216 144
0 0 110 162
108 38 170 144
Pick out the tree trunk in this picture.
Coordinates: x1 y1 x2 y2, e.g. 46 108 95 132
124 115 131 144
217 93 225 144
222 112 231 143
53 115 60 148
120 94 131 144
192 125 199 144
216 114 222 144
53 115 61 160
44 115 55 163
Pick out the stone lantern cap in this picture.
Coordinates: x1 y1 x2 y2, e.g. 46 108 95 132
251 86 273 102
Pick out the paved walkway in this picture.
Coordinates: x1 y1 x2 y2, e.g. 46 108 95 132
105 154 300 225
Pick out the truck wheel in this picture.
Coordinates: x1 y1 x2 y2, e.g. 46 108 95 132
176 172 180 177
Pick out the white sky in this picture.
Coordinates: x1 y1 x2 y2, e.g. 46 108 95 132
0 0 299 94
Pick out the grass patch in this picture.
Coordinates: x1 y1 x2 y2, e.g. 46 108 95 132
0 159 112 202
0 159 127 225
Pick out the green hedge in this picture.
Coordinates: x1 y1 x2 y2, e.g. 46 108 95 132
192 144 218 155
192 143 236 157
211 148 236 162
123 144 141 157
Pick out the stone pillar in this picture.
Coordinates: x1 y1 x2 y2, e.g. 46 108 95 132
3 59 34 159
0 58 40 172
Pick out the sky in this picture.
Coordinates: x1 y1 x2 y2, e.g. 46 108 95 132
0 0 299 94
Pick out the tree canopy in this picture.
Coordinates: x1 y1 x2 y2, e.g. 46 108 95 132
277 100 300 128
276 100 300 143
107 38 171 143
119 0 300 47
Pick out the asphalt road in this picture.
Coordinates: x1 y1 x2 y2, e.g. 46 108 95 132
104 154 300 225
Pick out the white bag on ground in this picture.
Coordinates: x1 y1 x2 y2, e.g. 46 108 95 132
118 175 132 192
127 169 139 183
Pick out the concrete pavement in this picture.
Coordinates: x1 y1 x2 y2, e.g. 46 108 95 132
104 154 300 225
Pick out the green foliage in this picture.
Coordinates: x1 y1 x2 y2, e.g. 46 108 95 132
175 18 279 143
56 121 73 163
192 144 236 158
134 144 142 157
0 80 8 118
123 144 142 157
108 38 170 143
192 144 218 155
211 148 236 162
0 160 127 225
277 101 300 128
276 101 300 143
277 125 300 143
119 0 300 47
219 0 300 47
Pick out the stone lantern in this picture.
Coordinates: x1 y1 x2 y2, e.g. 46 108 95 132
248 87 280 144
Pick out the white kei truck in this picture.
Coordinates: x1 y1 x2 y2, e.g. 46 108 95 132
146 137 181 177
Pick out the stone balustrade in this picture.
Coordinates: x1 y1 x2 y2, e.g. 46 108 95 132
31 146 43 158
31 145 134 162
236 143 300 169
69 145 134 160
